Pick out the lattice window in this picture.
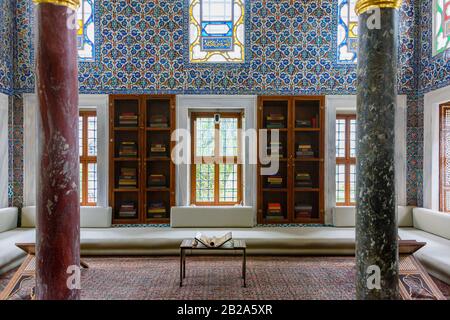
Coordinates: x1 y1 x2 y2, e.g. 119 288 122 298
188 0 245 63
192 113 242 205
77 0 95 61
336 115 357 206
440 104 450 213
337 0 358 63
79 110 97 206
433 0 450 56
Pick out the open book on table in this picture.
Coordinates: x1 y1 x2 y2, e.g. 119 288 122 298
194 232 233 248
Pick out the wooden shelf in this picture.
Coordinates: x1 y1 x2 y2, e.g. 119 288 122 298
110 95 176 225
294 158 322 162
113 188 140 192
114 157 140 161
294 128 320 132
146 157 171 161
146 187 170 192
258 96 325 225
262 188 288 192
113 127 139 131
146 127 171 131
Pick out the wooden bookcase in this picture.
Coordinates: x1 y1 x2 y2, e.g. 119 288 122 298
257 96 325 224
109 95 176 225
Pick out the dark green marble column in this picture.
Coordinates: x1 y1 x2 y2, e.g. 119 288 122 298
356 1 401 300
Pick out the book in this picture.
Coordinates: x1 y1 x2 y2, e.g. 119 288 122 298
194 232 233 248
149 115 168 128
119 113 138 126
118 167 137 188
296 119 312 128
119 141 138 157
148 174 166 187
150 144 167 153
147 202 167 218
266 114 285 129
118 202 137 218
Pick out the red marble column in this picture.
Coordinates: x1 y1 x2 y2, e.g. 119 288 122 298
34 1 80 300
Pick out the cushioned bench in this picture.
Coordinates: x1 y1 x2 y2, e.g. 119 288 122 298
1 206 449 285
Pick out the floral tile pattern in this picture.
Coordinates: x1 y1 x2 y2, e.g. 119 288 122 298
0 0 447 208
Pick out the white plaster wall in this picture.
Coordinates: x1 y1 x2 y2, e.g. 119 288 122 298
0 93 9 208
325 95 407 224
23 94 109 207
175 95 258 215
423 84 450 210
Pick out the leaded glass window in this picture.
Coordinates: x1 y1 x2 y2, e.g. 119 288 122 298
77 0 95 61
337 0 358 63
189 0 245 63
433 0 450 56
79 110 97 206
336 115 356 206
192 113 242 205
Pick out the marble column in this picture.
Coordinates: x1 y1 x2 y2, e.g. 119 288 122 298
34 0 80 300
355 0 401 300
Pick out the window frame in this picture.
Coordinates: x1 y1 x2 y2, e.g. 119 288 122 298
190 112 243 206
439 103 450 213
336 114 356 206
79 110 97 206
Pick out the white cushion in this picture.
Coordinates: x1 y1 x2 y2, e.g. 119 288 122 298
413 208 450 240
81 207 112 228
0 207 18 233
332 207 355 227
21 206 36 228
0 228 35 274
333 206 413 227
398 206 414 227
171 206 255 228
21 206 112 228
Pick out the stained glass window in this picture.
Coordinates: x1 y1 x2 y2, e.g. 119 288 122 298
77 0 95 61
189 0 245 63
337 0 358 63
433 0 450 56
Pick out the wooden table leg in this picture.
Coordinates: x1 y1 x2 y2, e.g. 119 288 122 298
183 251 186 279
179 248 183 287
242 248 246 288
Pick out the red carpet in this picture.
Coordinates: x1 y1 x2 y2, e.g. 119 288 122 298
0 256 448 300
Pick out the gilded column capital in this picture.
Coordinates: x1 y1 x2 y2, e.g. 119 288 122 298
33 0 80 10
355 0 402 15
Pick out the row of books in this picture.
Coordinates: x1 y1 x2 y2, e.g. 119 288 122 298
295 173 312 187
117 202 168 219
266 114 285 129
295 116 318 128
148 115 169 128
266 176 283 188
117 173 168 187
147 202 167 218
264 202 314 220
118 202 137 218
294 204 313 219
296 144 315 157
150 144 167 156
118 167 137 188
266 202 284 220
119 113 138 126
119 141 138 157
267 142 284 157
117 113 170 128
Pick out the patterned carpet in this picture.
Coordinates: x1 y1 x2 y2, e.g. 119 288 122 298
0 256 448 300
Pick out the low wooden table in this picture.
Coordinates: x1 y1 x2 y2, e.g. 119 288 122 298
0 243 89 300
180 239 247 288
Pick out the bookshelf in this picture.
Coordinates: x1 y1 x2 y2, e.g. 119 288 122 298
109 95 175 225
257 96 325 224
